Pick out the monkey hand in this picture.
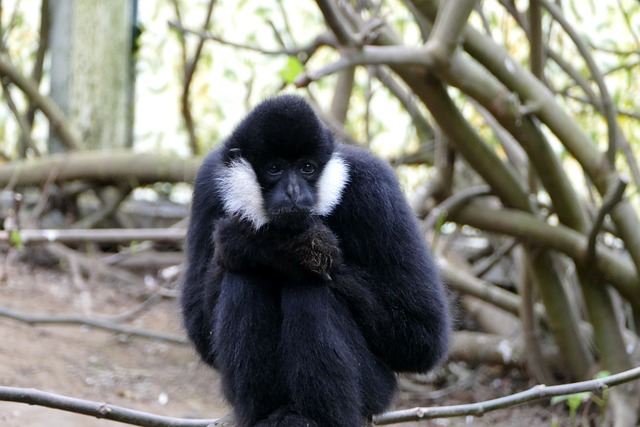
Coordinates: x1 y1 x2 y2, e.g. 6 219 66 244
292 221 341 281
213 215 341 282
212 216 258 271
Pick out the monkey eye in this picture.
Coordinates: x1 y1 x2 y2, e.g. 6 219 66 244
266 164 283 176
301 162 316 175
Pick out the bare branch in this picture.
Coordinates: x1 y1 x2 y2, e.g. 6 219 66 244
0 151 199 189
181 0 216 155
0 386 212 427
373 366 640 424
315 0 356 46
450 203 640 309
540 0 618 166
168 20 334 59
0 228 185 245
2 363 639 427
295 45 432 87
422 185 492 231
0 56 81 151
0 71 41 156
528 0 545 80
0 306 187 345
426 0 478 68
20 0 49 158
586 174 629 267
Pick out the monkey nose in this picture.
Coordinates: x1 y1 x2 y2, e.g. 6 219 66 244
286 182 300 202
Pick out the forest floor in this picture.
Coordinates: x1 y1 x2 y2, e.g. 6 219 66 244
0 254 570 427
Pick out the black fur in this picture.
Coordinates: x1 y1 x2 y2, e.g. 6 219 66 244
182 95 451 427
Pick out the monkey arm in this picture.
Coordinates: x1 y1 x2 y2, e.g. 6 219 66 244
213 216 341 281
328 146 452 374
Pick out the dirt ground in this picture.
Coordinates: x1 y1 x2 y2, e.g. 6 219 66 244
0 254 568 427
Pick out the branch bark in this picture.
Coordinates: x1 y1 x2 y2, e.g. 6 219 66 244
373 366 640 424
0 228 185 245
0 306 186 345
0 151 200 189
3 366 640 426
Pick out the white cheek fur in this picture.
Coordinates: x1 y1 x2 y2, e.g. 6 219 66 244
315 154 350 216
217 158 269 229
217 153 350 229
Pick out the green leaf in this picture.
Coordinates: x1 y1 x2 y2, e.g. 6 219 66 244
551 392 591 406
9 229 22 249
279 56 304 84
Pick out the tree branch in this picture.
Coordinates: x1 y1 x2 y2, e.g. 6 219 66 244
373 366 640 424
0 306 187 345
450 203 640 309
314 0 356 46
586 174 629 267
539 0 619 166
0 228 185 245
0 151 199 189
426 0 478 68
0 56 81 151
168 21 335 57
4 366 640 426
179 0 216 156
0 386 212 427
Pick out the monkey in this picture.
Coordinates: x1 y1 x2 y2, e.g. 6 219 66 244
181 94 451 427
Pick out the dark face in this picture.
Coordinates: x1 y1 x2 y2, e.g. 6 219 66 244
219 95 349 232
258 156 321 230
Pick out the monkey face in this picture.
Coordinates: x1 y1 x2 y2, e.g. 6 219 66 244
216 95 349 231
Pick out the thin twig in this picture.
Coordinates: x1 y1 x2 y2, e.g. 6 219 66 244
19 0 49 158
180 0 216 155
2 366 640 426
102 294 164 323
540 0 618 166
0 57 82 151
0 306 187 345
0 228 185 245
471 239 519 278
586 175 629 268
373 366 640 424
423 185 492 231
0 73 41 156
168 21 335 57
0 386 212 427
44 242 143 288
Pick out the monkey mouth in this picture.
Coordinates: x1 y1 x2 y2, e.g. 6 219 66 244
269 208 314 230
271 207 312 216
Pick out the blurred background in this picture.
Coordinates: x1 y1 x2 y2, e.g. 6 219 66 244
0 0 640 426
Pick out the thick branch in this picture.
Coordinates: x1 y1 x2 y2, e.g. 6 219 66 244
315 0 355 46
0 151 200 189
440 258 545 318
426 0 477 68
450 203 640 308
